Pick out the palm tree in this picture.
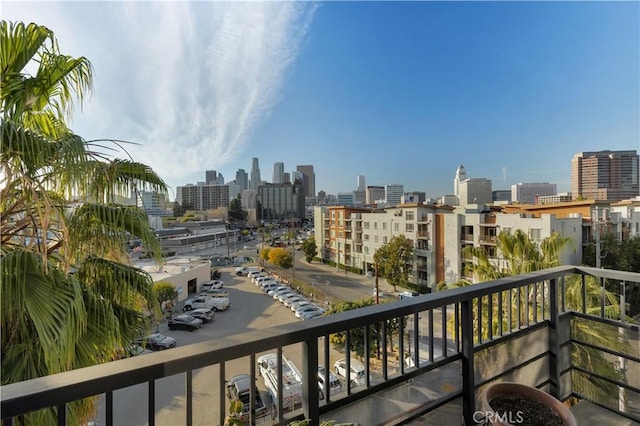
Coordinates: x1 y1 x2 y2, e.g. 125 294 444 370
453 230 628 406
1 21 168 424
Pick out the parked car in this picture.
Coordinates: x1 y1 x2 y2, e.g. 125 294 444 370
183 296 230 312
225 374 268 421
261 282 280 293
234 266 248 276
277 291 297 303
251 273 269 284
282 295 306 308
272 288 294 300
135 333 177 351
168 314 204 331
202 280 224 291
317 366 342 399
333 358 368 387
188 308 215 323
294 305 325 319
200 288 229 297
299 310 324 321
289 300 316 312
266 285 288 296
398 290 419 299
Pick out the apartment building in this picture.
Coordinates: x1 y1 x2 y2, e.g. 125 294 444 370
257 182 305 221
176 183 231 211
314 202 584 291
571 150 639 201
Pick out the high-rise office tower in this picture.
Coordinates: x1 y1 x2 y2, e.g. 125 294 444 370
296 165 315 198
250 158 261 191
283 172 291 184
572 150 639 201
357 174 366 191
273 162 284 184
235 169 248 191
205 170 217 185
385 184 404 205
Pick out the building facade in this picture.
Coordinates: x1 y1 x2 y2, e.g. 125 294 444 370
235 168 249 191
257 183 306 221
272 162 284 184
384 184 404 205
571 150 639 201
176 183 231 211
511 182 557 204
250 157 261 191
296 165 316 198
366 186 385 205
458 178 492 205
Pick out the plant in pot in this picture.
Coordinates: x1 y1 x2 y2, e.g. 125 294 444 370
481 382 577 426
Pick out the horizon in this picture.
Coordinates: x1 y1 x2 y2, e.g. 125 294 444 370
4 2 639 199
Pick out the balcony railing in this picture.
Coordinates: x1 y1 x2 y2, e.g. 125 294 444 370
2 266 639 426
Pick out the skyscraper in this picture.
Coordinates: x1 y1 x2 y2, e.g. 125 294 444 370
296 165 315 198
572 150 639 201
205 170 217 185
384 184 404 205
250 158 261 191
272 162 284 184
357 174 366 191
235 168 248 191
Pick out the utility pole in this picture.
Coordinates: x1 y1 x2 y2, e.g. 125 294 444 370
375 260 380 305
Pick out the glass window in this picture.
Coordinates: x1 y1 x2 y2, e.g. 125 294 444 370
405 223 414 232
382 222 387 231
406 211 414 221
364 222 370 229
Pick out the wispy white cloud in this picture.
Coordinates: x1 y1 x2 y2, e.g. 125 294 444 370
3 1 317 191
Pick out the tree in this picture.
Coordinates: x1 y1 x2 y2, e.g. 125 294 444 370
455 230 628 406
373 235 414 291
154 281 177 306
228 196 247 222
173 201 191 217
301 235 318 263
1 21 167 425
268 247 293 269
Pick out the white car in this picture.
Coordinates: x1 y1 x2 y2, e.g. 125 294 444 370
333 358 367 387
201 280 224 291
290 300 315 311
282 295 306 308
267 286 288 296
299 310 323 320
294 305 324 319
272 288 293 300
277 291 297 303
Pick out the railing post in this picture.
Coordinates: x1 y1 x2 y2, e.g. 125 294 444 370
302 338 319 425
461 299 476 425
548 278 560 398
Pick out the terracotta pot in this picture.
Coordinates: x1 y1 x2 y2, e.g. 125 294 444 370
481 382 578 426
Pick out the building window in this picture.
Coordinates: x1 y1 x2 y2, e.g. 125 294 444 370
364 221 370 229
374 222 378 230
394 222 399 232
338 231 343 238
364 246 369 254
383 236 388 244
331 230 335 237
374 235 378 243
364 234 369 241
530 228 542 242
405 223 414 232
382 222 387 231
406 211 414 220
331 211 335 219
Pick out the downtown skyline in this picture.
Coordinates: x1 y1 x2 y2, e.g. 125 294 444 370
3 1 639 199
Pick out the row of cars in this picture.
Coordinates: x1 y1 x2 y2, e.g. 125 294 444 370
246 269 326 320
132 278 228 353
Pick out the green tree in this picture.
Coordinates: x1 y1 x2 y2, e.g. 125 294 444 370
173 201 191 217
301 235 318 262
327 300 378 357
154 281 177 305
373 235 414 291
1 21 167 425
456 230 628 406
268 247 293 269
228 196 247 222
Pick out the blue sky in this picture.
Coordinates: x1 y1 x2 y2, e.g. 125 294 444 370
4 1 639 200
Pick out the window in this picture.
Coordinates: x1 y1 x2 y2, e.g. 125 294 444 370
338 231 343 238
374 235 378 243
406 211 414 221
364 221 370 229
405 223 414 232
363 234 369 241
530 228 542 242
394 222 399 232
383 236 388 244
364 246 369 254
374 222 378 230
382 222 387 231
331 230 335 237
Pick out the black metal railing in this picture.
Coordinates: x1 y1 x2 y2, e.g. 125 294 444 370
1 266 639 426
